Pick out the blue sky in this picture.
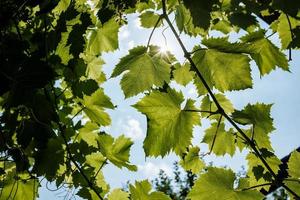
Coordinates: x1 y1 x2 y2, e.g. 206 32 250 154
39 13 300 199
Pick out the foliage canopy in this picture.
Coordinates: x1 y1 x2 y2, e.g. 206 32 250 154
1 0 300 199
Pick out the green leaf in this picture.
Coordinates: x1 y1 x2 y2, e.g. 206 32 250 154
246 149 281 190
228 12 258 31
183 0 215 30
85 152 106 171
97 134 137 171
85 55 106 84
173 63 194 86
232 103 274 150
200 93 234 119
77 122 100 147
83 88 114 126
202 123 236 156
1 177 39 200
202 37 251 53
179 146 205 174
241 31 289 75
86 19 119 55
107 189 129 200
211 19 233 34
188 167 263 200
277 13 300 49
133 88 200 156
175 4 205 36
129 180 171 200
284 150 300 196
112 46 173 98
192 49 252 92
34 138 65 180
139 11 162 28
72 79 98 98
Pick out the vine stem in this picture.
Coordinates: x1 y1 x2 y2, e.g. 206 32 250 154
209 115 223 154
58 123 104 200
94 158 108 180
240 183 273 191
50 86 104 200
160 0 300 198
285 14 293 61
146 15 162 48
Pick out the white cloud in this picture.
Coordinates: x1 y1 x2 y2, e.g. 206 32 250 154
138 162 172 178
134 18 142 29
188 87 197 95
123 118 143 141
128 40 135 49
119 28 129 40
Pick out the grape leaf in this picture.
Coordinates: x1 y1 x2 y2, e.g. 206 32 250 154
284 150 300 196
111 46 173 98
139 11 162 28
34 138 65 180
180 146 205 174
202 37 250 53
82 88 115 126
107 189 129 200
85 55 106 84
86 19 119 55
97 134 137 171
129 180 171 200
228 12 258 30
246 149 281 190
133 88 200 156
202 123 236 156
183 0 215 30
1 176 39 200
188 167 263 200
85 152 106 171
276 13 300 49
200 93 234 119
241 31 289 75
232 103 274 150
192 49 252 92
173 63 194 86
77 122 99 147
175 4 205 36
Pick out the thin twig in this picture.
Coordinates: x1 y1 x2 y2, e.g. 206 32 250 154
6 179 17 200
146 15 163 48
209 115 223 154
50 86 104 200
251 124 255 142
183 109 218 114
56 86 70 98
94 158 108 180
188 47 208 55
283 178 300 183
71 107 86 121
285 14 293 61
240 182 273 191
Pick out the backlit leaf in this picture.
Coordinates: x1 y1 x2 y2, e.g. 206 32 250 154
180 146 205 174
86 19 119 55
112 46 173 98
241 31 289 75
284 150 300 196
83 89 115 126
188 167 263 200
139 11 162 28
133 88 200 156
130 180 171 200
97 134 137 171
